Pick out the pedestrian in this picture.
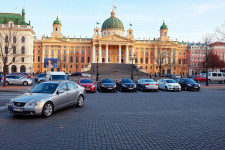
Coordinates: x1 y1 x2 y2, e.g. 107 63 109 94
149 73 152 79
155 73 157 77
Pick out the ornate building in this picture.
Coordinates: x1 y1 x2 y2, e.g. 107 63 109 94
0 9 34 73
34 9 188 76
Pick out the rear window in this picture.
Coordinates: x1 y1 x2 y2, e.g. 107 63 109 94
80 79 92 83
144 79 154 82
51 75 67 81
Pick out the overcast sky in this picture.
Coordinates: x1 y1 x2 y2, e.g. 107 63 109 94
1 0 225 42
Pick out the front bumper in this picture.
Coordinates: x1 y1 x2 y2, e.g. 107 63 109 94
85 87 95 92
121 86 136 92
8 105 43 116
167 86 181 91
188 86 200 91
144 85 158 90
101 86 117 92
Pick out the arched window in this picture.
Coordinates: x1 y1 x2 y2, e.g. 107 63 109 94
5 36 8 43
13 46 16 54
81 57 84 63
70 56 73 62
38 56 40 62
21 46 25 54
13 36 16 43
22 36 25 43
20 65 26 72
11 65 17 73
179 59 181 64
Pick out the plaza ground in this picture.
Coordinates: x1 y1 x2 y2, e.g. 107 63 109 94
0 87 225 149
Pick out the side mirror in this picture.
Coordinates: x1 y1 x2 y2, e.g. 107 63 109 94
57 89 65 94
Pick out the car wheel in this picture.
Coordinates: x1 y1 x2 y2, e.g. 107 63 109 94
76 95 84 107
6 81 9 85
208 79 211 83
141 87 144 92
165 86 168 91
39 80 43 83
185 86 188 91
23 81 28 86
42 102 53 117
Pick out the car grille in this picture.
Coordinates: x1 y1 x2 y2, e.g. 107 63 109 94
13 102 26 107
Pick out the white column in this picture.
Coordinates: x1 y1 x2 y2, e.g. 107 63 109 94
125 45 129 64
143 48 146 64
92 45 95 63
119 45 121 63
99 45 102 63
106 45 108 63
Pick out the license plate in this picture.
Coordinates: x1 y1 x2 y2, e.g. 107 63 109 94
129 88 133 90
194 87 198 88
86 88 90 90
13 107 23 112
108 88 112 89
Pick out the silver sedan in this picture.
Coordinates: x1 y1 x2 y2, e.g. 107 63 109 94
136 79 159 92
8 81 86 117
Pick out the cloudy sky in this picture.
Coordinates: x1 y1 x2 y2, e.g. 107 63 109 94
1 0 225 42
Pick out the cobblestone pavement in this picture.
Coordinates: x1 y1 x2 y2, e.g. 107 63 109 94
0 88 225 150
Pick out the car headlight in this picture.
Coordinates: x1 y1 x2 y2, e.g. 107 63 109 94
198 84 201 87
113 85 116 88
8 100 13 106
101 85 105 87
187 84 192 86
133 84 136 88
122 84 127 87
91 85 95 88
26 102 37 107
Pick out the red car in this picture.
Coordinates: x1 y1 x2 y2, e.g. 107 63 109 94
194 75 206 82
77 78 95 93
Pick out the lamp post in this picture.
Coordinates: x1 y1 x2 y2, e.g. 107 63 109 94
96 53 99 82
129 53 136 80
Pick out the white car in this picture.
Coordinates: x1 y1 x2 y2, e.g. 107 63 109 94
157 79 181 91
81 73 91 77
38 72 68 83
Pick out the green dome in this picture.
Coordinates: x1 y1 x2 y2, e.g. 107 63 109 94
101 10 124 31
53 16 61 25
160 21 168 29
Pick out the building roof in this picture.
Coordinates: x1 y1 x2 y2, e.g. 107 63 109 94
0 9 28 25
209 42 225 47
101 9 124 31
53 16 61 25
160 21 168 30
187 43 205 47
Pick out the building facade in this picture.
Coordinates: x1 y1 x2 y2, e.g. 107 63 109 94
0 9 34 73
34 9 188 76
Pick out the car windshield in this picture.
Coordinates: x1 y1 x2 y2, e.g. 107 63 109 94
80 79 92 83
121 79 133 83
144 79 155 82
184 79 196 83
51 75 67 81
30 83 59 94
165 80 176 83
101 79 114 83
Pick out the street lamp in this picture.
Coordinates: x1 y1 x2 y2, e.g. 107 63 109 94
205 45 209 86
129 53 136 80
96 53 99 82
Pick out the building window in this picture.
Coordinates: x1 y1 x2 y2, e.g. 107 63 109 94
21 46 25 54
71 50 73 54
183 51 186 56
70 56 73 62
70 65 72 68
76 46 79 49
145 58 148 64
13 36 16 43
82 46 84 49
58 56 60 62
12 57 15 62
58 50 60 54
82 50 84 54
5 46 8 54
183 58 186 64
5 36 8 43
63 56 66 62
13 46 16 54
22 36 25 43
179 51 181 55
76 56 79 62
179 59 181 64
38 56 40 62
81 57 84 63
38 50 40 53
21 57 24 62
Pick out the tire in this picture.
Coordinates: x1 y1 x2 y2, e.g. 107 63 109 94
141 87 144 92
39 80 43 83
208 79 211 83
185 86 188 91
76 95 84 107
6 81 9 85
165 86 168 91
23 81 28 86
42 102 53 117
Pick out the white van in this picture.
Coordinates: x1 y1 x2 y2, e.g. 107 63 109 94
38 72 68 83
208 72 225 83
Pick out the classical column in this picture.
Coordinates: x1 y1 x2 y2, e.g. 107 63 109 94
92 45 95 63
132 47 134 64
125 45 129 64
99 45 102 63
106 45 108 63
143 48 146 64
119 45 121 63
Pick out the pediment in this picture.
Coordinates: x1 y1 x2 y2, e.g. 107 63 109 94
100 35 133 42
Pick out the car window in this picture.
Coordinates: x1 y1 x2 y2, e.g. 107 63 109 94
67 82 76 90
15 76 19 79
51 75 67 80
212 73 217 77
30 83 58 94
218 73 222 77
102 79 114 83
80 79 92 83
58 83 67 92
165 80 176 83
144 79 154 82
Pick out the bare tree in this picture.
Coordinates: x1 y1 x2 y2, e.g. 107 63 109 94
0 26 22 87
153 40 171 77
202 33 214 85
215 21 225 42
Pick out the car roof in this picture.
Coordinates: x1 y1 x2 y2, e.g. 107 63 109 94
48 72 66 75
